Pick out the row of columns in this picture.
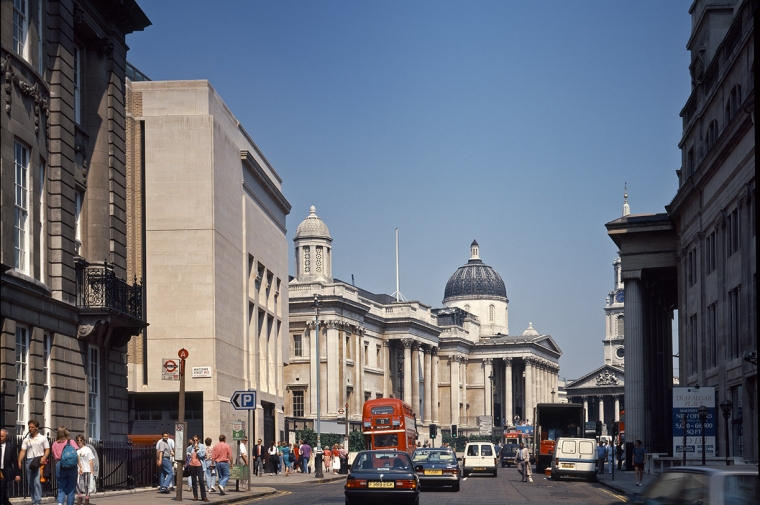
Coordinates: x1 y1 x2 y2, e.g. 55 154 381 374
580 395 622 423
522 357 560 422
400 339 440 424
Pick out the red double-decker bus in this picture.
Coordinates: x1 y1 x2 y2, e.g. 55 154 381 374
362 398 417 455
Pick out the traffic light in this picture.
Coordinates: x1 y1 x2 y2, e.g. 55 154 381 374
451 424 458 438
612 422 619 437
430 424 437 439
595 420 602 437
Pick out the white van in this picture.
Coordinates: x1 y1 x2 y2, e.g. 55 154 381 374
550 438 597 482
462 442 498 477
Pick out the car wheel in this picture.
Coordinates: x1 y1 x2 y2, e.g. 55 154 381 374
550 470 559 481
587 474 597 483
492 469 497 477
452 481 460 492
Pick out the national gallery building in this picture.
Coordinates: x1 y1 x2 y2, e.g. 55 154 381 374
284 207 562 442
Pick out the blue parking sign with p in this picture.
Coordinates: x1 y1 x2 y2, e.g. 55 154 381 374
231 390 257 410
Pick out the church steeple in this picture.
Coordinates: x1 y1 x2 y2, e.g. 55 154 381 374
622 183 630 217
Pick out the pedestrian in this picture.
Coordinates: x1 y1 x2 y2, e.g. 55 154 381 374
74 435 94 505
281 442 292 476
515 442 532 482
211 434 232 495
300 439 312 474
616 442 624 471
186 435 209 502
292 442 300 473
323 445 332 472
267 442 279 475
1 429 21 505
204 437 215 492
155 432 174 493
17 420 50 505
252 438 264 477
331 444 340 475
238 437 249 490
607 440 614 474
596 441 606 475
632 440 647 486
51 426 79 505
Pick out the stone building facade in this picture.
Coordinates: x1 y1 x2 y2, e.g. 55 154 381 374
1 0 149 440
124 80 291 443
607 0 755 460
285 208 561 443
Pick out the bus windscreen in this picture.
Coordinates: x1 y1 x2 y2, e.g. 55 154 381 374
374 434 399 447
371 406 395 415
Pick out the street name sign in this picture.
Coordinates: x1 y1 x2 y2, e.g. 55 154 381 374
231 390 257 410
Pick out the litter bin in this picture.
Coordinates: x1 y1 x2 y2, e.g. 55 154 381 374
339 456 349 474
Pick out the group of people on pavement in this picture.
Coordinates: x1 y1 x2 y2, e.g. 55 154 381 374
1 421 95 505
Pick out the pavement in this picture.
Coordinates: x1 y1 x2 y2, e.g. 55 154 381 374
593 467 656 499
8 473 346 505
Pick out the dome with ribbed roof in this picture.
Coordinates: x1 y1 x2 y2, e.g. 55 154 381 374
295 205 332 241
443 240 507 302
522 322 539 336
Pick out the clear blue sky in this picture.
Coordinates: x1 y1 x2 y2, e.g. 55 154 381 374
127 0 692 381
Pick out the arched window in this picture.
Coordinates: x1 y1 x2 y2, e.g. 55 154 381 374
464 304 470 313
617 316 625 337
489 304 495 322
705 119 719 152
725 84 743 123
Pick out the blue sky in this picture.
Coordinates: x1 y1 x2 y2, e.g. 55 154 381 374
127 0 692 380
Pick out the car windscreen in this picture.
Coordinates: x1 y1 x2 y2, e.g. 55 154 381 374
481 445 493 456
353 452 412 471
724 474 760 504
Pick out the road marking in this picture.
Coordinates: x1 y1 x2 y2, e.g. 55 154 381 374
242 490 291 502
462 477 468 481
599 487 626 502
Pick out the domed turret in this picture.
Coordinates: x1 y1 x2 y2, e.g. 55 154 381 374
293 206 333 283
522 322 539 337
442 241 508 336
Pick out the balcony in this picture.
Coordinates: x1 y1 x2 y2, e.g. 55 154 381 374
77 261 146 347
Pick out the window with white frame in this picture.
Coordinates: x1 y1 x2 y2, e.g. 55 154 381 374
39 160 46 283
74 46 81 124
13 0 29 60
43 333 51 437
292 390 304 417
293 334 302 357
14 142 30 273
15 326 30 435
75 191 83 255
87 345 100 439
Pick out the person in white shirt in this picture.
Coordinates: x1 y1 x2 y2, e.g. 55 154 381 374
75 435 94 505
17 420 50 505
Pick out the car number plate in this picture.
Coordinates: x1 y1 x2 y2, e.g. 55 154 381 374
368 481 395 488
425 470 442 475
561 463 575 469
474 467 486 471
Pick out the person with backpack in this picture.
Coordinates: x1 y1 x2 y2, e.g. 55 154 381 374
51 426 79 505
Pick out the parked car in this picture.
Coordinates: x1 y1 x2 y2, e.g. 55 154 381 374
549 437 597 482
411 448 461 491
345 450 420 505
629 466 759 505
461 442 497 477
499 443 519 468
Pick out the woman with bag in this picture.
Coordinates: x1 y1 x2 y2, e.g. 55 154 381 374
186 435 208 502
267 442 279 476
331 444 340 475
75 435 94 505
281 443 292 476
51 426 79 505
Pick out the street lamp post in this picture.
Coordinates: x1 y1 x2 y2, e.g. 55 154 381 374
697 405 709 466
312 294 324 479
488 371 494 427
720 399 732 466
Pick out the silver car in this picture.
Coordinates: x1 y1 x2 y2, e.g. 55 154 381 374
630 466 759 505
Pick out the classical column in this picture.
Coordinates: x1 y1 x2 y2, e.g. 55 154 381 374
504 358 513 426
411 341 421 418
309 322 319 416
583 396 589 422
354 329 363 417
431 347 440 424
382 341 389 398
614 396 620 422
539 362 545 404
402 339 413 405
598 396 605 423
524 358 533 422
624 276 645 446
326 321 340 414
484 358 493 416
461 358 469 425
450 355 460 426
423 347 432 424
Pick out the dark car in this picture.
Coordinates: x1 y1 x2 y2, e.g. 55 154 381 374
345 450 420 505
499 443 519 468
628 466 759 505
412 448 461 491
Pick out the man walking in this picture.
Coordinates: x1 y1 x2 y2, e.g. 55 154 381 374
156 432 174 493
211 435 232 495
516 442 532 482
596 441 606 475
17 420 50 505
252 439 264 477
1 429 21 505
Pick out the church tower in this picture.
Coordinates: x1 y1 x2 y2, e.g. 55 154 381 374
293 206 333 283
604 187 628 366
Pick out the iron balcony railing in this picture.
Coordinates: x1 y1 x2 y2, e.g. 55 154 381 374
79 261 144 320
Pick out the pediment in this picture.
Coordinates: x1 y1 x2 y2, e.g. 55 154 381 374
534 335 561 355
566 364 624 391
